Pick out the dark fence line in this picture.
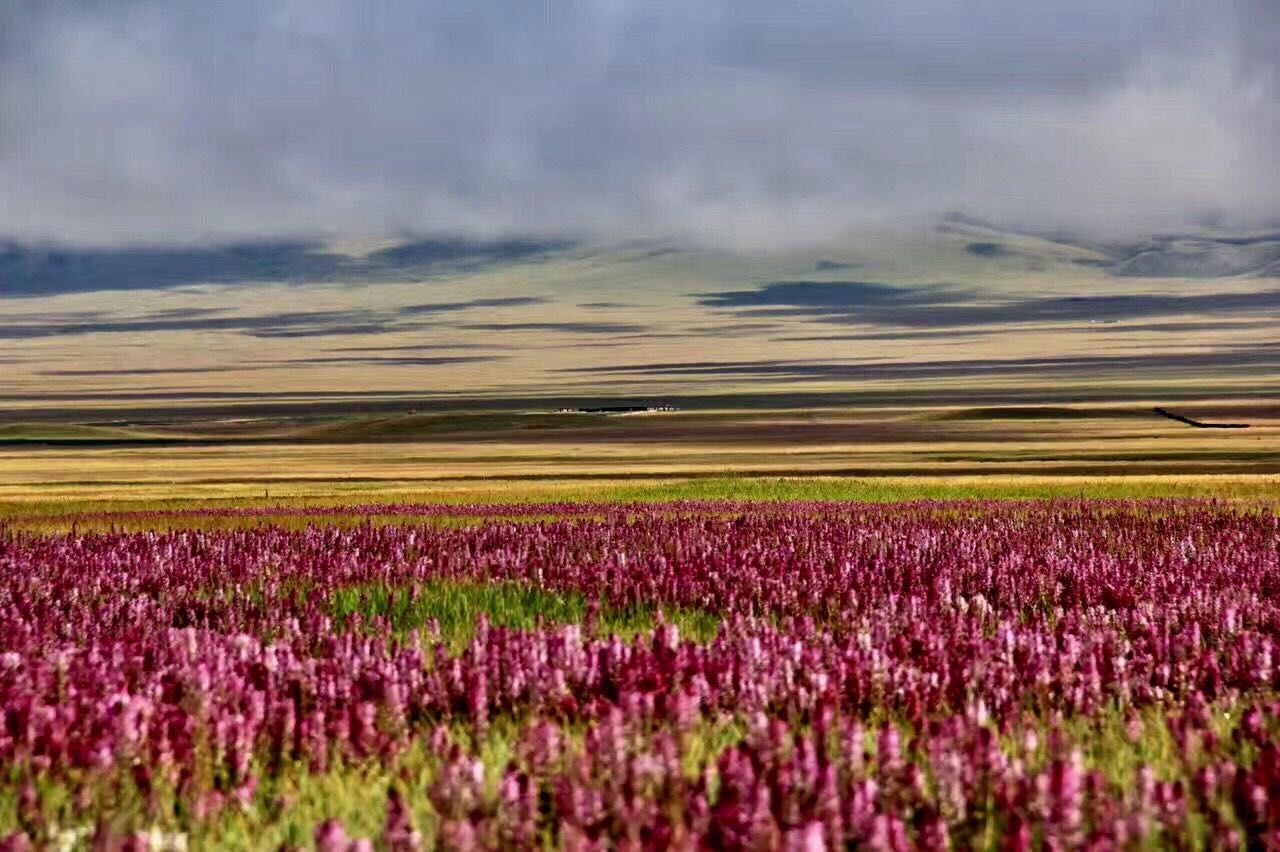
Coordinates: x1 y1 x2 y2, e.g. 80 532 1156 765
1153 407 1250 429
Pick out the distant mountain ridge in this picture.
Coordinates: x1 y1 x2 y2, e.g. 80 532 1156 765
941 214 1280 278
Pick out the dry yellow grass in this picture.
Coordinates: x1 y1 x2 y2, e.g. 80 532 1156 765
1 403 1276 527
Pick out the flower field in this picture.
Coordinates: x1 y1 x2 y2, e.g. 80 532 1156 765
3 500 1280 849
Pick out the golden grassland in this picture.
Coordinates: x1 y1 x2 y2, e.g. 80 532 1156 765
6 224 1280 406
3 472 1280 534
0 403 1276 529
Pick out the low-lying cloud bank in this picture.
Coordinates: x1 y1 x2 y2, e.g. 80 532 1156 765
1 1 1277 251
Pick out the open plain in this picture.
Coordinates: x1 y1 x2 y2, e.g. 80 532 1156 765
4 392 1280 844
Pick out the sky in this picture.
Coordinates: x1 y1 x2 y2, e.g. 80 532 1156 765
1 0 1278 251
2 1 1279 406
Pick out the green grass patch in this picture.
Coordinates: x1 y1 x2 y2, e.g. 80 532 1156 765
4 473 1280 533
329 580 722 649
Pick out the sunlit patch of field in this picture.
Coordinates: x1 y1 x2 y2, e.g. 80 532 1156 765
0 403 1278 527
4 472 1280 533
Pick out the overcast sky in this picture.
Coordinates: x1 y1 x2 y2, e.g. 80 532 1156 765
1 0 1277 249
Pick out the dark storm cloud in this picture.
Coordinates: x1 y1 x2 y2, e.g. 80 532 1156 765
700 281 1280 327
0 1 1277 249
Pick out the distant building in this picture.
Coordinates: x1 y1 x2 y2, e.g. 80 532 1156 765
553 405 680 415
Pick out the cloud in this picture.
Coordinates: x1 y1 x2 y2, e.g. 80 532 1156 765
0 1 1277 250
1108 235 1280 277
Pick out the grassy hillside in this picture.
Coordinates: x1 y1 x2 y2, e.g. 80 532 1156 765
293 412 630 442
